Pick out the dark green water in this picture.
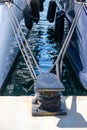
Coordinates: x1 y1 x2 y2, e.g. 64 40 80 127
3 0 87 96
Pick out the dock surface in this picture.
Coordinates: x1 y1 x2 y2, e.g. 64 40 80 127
0 96 87 130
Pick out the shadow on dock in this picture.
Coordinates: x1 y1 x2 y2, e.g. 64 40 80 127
56 96 87 128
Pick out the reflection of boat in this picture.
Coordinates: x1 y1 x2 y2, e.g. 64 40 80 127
0 0 28 91
47 0 87 90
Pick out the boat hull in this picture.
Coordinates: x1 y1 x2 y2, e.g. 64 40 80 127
66 0 87 89
56 0 87 89
0 0 28 90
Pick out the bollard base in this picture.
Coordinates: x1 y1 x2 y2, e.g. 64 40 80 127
32 98 67 116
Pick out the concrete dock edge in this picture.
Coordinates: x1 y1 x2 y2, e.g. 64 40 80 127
0 96 87 130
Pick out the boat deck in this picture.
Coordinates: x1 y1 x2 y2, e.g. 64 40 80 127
0 96 87 130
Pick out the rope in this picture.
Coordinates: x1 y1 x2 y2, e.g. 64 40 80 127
59 1 84 77
6 0 84 77
0 0 12 2
8 0 76 22
83 3 87 15
10 6 41 75
7 6 36 80
11 9 37 79
6 3 42 80
49 3 83 78
2 0 78 23
6 2 83 75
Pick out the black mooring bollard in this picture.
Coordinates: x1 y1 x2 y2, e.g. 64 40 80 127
32 73 67 116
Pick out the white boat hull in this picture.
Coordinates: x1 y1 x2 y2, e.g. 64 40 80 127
65 0 87 89
0 0 29 89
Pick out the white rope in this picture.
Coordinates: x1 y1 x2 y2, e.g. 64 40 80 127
8 9 36 80
61 3 83 62
59 3 84 78
7 4 37 80
49 3 83 77
11 6 41 75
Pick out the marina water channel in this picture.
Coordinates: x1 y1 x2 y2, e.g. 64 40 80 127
3 0 87 96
